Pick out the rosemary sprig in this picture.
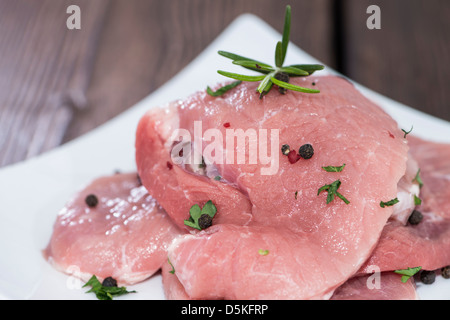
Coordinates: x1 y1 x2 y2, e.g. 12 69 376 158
215 5 324 98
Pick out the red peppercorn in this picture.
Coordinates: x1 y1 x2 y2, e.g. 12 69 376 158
288 150 301 164
223 122 231 128
167 161 173 170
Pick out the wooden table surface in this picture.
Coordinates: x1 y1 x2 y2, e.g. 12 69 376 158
1 0 449 167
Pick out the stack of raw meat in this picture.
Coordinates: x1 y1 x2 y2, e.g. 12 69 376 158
45 76 450 299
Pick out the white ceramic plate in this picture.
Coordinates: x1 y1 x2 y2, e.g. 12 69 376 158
0 14 449 300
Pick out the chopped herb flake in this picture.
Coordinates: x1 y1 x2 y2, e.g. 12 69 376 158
295 191 298 199
322 164 346 172
168 258 175 274
394 266 422 283
380 198 399 208
412 169 424 188
317 180 350 205
214 175 222 181
258 249 269 256
414 194 422 206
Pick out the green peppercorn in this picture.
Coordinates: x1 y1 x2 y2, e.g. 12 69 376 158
441 266 450 279
281 144 291 156
408 210 423 225
198 214 213 230
420 270 436 285
299 144 314 159
85 194 98 208
102 276 118 287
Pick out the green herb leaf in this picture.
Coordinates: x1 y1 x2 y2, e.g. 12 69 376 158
184 201 217 230
201 200 217 217
402 126 413 138
232 60 274 73
317 180 350 205
83 275 136 300
380 198 400 208
258 249 269 256
257 72 276 94
414 194 422 206
218 50 261 63
412 169 424 188
271 76 320 94
206 80 242 97
322 164 346 172
217 70 266 82
168 258 175 274
275 41 283 68
214 175 222 181
280 5 291 67
294 191 298 199
394 266 422 283
278 66 309 76
284 64 325 75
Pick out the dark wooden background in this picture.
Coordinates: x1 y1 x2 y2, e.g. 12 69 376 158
1 0 449 167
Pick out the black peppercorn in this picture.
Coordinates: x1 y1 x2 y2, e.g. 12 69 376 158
408 210 423 225
85 194 98 208
441 266 450 279
198 214 213 230
102 276 118 287
299 144 314 159
420 270 436 284
281 144 291 156
274 72 290 94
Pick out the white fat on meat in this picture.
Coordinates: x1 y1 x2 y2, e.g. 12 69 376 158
392 153 421 225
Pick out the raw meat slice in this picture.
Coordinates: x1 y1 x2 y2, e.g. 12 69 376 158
44 173 183 285
136 76 409 299
331 272 418 300
135 104 253 231
360 136 450 273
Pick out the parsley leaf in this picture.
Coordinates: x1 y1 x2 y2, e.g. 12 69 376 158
380 198 399 208
184 200 217 230
322 164 346 172
394 266 422 283
83 275 136 300
317 180 350 205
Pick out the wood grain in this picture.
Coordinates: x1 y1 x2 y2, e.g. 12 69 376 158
0 0 109 166
342 0 450 122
